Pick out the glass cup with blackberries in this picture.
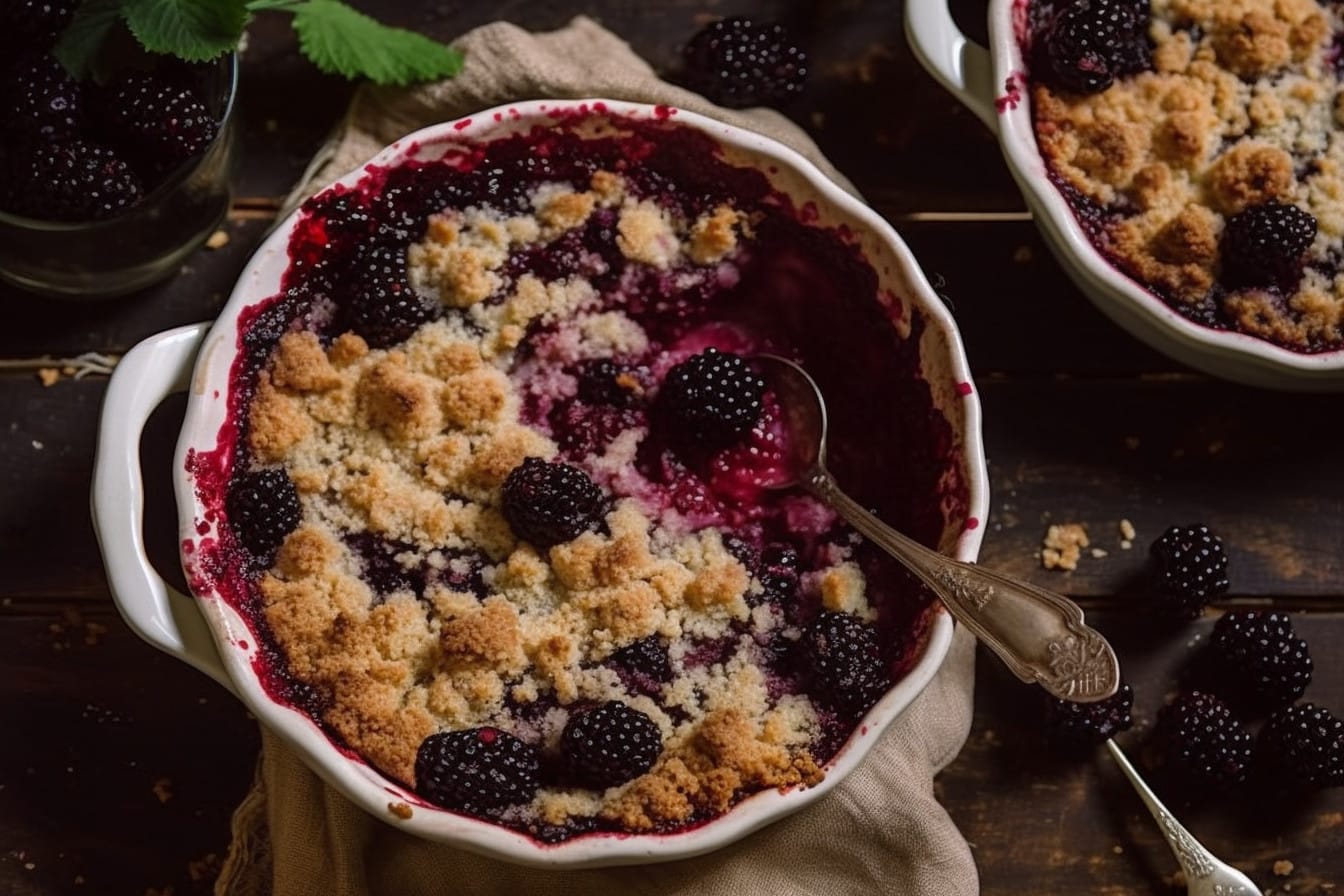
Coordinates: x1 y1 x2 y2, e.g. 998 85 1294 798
0 2 236 298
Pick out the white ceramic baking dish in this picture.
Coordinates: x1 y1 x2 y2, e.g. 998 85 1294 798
92 98 989 867
907 0 1344 390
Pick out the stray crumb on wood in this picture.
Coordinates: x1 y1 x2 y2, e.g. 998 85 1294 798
1090 548 1109 559
152 778 173 803
1274 859 1295 876
1111 844 1123 854
205 229 230 250
1041 523 1089 571
388 801 413 820
1120 519 1136 541
37 367 60 387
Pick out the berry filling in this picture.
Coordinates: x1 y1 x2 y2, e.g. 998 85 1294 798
188 111 967 843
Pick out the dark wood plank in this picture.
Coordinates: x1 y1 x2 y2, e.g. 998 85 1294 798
898 220 1183 376
941 611 1344 895
0 608 256 896
0 381 188 602
974 378 1344 600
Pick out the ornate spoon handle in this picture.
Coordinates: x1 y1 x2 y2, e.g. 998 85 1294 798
808 469 1119 702
1105 740 1262 896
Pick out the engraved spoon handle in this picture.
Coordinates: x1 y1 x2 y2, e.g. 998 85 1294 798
1105 740 1263 896
807 469 1119 702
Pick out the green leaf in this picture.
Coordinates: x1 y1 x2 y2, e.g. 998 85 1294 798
290 0 463 86
122 0 248 62
53 0 126 80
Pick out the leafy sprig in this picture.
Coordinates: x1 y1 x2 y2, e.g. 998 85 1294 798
55 0 464 84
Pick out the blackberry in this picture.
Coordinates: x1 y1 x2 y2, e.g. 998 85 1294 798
754 543 801 606
345 244 436 348
1150 524 1230 619
1046 681 1134 747
657 348 764 448
1258 703 1344 791
501 457 606 550
227 467 302 557
1209 611 1312 710
1153 691 1254 787
1043 0 1151 94
802 611 891 716
681 16 808 109
5 137 142 221
5 54 81 138
607 636 673 697
415 728 541 816
562 701 663 789
1221 202 1317 289
99 71 218 166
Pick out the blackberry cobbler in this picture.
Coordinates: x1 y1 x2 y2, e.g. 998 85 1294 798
1027 0 1344 352
189 112 965 842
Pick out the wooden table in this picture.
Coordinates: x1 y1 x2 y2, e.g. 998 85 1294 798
3 2 1341 893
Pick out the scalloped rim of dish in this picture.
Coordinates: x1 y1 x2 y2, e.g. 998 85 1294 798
988 0 1344 377
172 98 989 867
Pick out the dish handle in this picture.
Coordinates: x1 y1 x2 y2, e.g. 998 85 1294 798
904 1 998 130
92 323 237 696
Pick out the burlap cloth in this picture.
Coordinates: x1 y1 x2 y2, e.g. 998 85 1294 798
216 17 980 896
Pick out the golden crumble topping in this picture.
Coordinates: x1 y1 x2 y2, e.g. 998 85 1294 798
1030 0 1344 350
238 172 881 836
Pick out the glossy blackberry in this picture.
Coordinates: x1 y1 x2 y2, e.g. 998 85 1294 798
1209 611 1312 710
1221 202 1318 289
99 71 218 166
345 244 437 348
802 611 891 716
8 0 76 45
414 728 541 816
657 348 764 448
607 636 672 697
754 543 801 606
5 54 81 138
1258 703 1344 791
1043 0 1151 94
227 467 301 557
1153 691 1253 787
562 701 663 789
5 137 142 221
1149 524 1230 619
1046 681 1134 747
681 16 808 109
501 457 606 549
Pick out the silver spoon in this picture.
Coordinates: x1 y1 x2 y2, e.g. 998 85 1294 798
1105 739 1263 895
758 355 1119 702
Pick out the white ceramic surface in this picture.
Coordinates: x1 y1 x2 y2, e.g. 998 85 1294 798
92 99 989 867
906 0 1344 390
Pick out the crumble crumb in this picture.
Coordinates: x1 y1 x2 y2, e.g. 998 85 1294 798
152 777 172 803
387 801 414 820
37 367 59 387
1274 859 1295 876
1041 523 1090 571
1120 519 1137 541
205 229 230 249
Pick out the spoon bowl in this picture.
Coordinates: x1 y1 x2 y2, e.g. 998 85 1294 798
756 355 1121 703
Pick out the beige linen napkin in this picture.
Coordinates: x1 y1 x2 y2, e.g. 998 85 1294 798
217 16 980 896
